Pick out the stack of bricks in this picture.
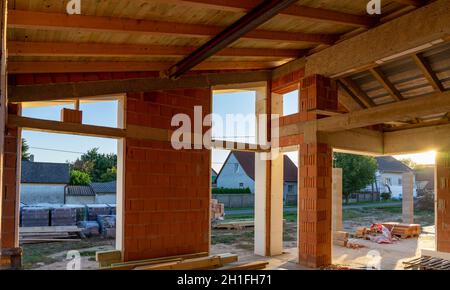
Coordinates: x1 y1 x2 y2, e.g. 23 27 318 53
298 74 337 268
436 151 450 252
21 207 50 227
86 205 111 221
124 88 211 262
211 199 225 221
50 207 78 226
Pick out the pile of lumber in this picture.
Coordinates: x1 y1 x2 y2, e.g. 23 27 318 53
98 251 269 270
403 256 450 270
354 227 368 239
333 231 349 247
19 226 83 244
214 221 254 230
382 222 421 238
211 199 225 220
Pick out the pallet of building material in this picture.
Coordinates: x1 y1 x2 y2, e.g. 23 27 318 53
135 253 238 270
214 221 254 230
382 223 421 238
77 221 100 237
97 215 116 232
107 252 209 270
86 204 111 221
20 207 50 227
50 207 78 226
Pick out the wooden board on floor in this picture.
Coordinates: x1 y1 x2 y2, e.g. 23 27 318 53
219 261 269 270
135 253 238 270
108 252 209 270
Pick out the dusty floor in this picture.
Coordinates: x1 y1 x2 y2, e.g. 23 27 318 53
21 205 435 270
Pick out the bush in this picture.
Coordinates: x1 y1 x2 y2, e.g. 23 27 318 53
415 190 434 211
70 170 91 185
381 192 391 201
212 187 251 194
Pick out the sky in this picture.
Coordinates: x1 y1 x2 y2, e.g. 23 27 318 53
22 91 436 170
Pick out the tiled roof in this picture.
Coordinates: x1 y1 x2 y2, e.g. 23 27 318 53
21 161 70 184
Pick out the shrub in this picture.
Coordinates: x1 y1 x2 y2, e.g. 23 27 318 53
381 192 391 201
70 170 91 185
212 187 251 194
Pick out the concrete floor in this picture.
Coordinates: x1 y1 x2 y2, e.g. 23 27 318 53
211 226 436 270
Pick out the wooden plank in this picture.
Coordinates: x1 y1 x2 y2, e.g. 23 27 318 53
393 0 425 7
370 67 404 101
8 41 302 58
304 0 450 77
9 70 271 102
109 252 209 270
8 115 126 139
220 261 269 270
340 78 376 107
8 61 282 74
19 226 81 233
0 0 6 243
8 10 336 45
412 53 445 92
96 250 122 263
135 253 238 270
159 0 375 27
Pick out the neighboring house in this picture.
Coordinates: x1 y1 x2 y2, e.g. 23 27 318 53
20 161 70 204
91 181 117 204
365 156 415 199
215 151 298 201
65 181 117 205
65 185 96 204
211 169 218 187
414 165 435 195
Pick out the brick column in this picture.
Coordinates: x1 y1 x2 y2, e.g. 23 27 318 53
0 104 21 266
436 151 450 252
298 75 337 268
402 172 414 224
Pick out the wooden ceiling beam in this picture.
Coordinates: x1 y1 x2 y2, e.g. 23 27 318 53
8 70 271 102
7 10 337 45
8 60 281 74
412 53 445 92
370 67 404 101
392 0 426 7
339 77 376 108
160 0 376 27
8 41 303 58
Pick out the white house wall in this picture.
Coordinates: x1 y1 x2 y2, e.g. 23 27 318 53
20 183 66 204
216 154 255 193
95 193 117 204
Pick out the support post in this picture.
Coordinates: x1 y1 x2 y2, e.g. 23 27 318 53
298 75 337 268
255 86 283 256
402 172 414 224
435 151 450 252
332 168 343 233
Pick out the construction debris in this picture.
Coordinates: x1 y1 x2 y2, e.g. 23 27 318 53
19 226 83 244
214 221 254 230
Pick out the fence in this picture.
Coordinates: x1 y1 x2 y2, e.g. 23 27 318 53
212 194 254 208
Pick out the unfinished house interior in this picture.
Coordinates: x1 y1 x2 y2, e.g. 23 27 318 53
1 0 450 270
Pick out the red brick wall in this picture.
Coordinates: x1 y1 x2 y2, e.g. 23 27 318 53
436 152 450 252
298 74 336 268
1 104 20 250
123 89 211 261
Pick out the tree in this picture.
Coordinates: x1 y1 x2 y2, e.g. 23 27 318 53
334 153 378 204
70 170 91 185
399 158 417 169
21 139 32 161
71 148 117 182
